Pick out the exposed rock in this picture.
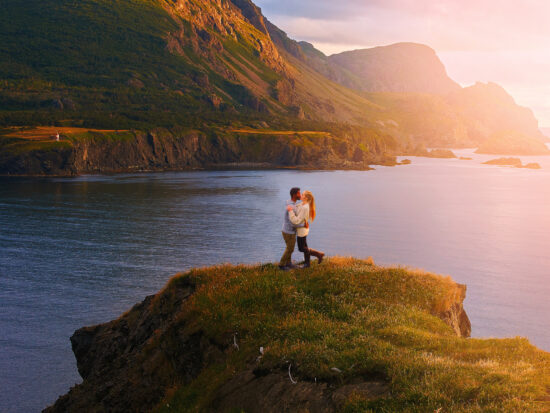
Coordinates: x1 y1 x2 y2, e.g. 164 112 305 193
44 277 201 413
483 157 523 167
211 368 388 412
400 148 457 158
229 0 268 35
435 283 471 338
127 77 145 89
289 105 305 120
483 158 542 170
207 93 223 109
51 99 64 110
426 149 457 158
271 79 295 106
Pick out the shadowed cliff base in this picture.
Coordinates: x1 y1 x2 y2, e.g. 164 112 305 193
44 257 550 413
0 126 396 176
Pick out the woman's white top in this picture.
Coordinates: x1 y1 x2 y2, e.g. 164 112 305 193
289 203 310 237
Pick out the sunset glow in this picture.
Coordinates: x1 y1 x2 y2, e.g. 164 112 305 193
256 0 550 127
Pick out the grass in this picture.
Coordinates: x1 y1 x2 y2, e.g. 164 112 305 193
151 257 550 412
0 127 136 155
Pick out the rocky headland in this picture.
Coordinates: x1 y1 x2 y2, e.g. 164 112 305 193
43 258 550 413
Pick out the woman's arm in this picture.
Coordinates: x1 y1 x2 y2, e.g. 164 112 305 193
288 204 307 225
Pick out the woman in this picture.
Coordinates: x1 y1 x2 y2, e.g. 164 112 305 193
286 190 325 267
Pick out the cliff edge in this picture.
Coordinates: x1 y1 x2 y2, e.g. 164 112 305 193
45 258 550 413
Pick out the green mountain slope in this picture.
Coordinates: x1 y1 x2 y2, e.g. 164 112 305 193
0 0 381 129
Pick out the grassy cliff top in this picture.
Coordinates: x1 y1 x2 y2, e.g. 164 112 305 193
156 258 550 412
47 258 550 412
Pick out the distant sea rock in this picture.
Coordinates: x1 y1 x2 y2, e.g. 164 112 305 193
483 157 542 169
483 157 523 167
401 148 457 158
476 130 550 155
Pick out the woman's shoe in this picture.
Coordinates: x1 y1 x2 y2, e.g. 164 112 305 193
309 250 325 264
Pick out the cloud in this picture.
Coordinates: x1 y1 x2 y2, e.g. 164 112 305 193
258 0 550 52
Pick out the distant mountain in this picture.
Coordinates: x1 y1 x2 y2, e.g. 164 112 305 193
329 43 461 95
540 128 550 140
444 82 546 146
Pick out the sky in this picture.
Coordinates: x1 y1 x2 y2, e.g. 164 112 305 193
254 0 550 128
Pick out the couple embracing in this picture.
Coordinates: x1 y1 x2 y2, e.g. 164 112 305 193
279 187 325 270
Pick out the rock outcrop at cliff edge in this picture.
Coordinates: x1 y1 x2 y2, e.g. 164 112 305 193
45 258 550 413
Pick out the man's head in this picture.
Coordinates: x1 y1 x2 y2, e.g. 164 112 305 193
290 187 301 202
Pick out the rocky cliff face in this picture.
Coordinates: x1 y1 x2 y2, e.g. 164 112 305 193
43 277 201 413
0 129 394 176
436 283 471 337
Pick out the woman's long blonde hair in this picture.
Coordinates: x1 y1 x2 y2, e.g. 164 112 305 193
302 191 316 221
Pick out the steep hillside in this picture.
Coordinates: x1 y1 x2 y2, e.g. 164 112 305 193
0 0 288 128
329 43 461 95
0 0 383 129
44 258 550 412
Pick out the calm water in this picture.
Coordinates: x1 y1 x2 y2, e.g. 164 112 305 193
1 149 550 412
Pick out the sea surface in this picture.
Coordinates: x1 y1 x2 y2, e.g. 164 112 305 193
1 149 550 412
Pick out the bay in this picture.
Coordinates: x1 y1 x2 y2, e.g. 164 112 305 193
1 148 550 412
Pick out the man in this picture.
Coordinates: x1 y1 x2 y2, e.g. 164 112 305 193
279 187 303 270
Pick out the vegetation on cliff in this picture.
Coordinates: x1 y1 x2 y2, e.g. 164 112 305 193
1 0 546 172
46 258 550 412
